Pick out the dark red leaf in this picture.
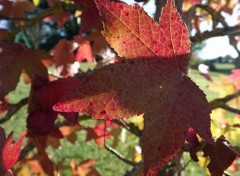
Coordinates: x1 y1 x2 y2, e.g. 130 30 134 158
50 39 75 76
74 0 102 33
27 77 80 135
186 128 200 161
203 136 239 176
0 43 49 99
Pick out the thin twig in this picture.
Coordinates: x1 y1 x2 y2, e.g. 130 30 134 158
103 120 136 166
178 159 192 176
104 144 136 166
19 142 35 161
220 104 240 115
125 161 143 176
0 97 28 124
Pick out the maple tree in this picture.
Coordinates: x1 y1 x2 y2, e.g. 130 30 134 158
0 0 240 175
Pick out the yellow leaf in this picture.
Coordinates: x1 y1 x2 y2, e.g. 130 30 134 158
131 114 144 130
33 0 40 6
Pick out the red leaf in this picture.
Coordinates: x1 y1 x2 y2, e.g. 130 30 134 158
74 36 94 64
27 77 80 135
11 0 35 19
95 0 190 73
44 12 70 28
0 127 25 175
203 136 240 176
85 30 108 55
27 111 57 135
50 39 75 76
74 0 102 33
86 123 111 147
29 137 55 176
54 0 213 175
186 128 200 161
0 43 49 99
0 0 12 16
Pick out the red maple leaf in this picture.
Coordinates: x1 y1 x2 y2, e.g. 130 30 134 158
28 136 56 176
50 39 75 76
86 123 111 147
74 36 94 64
0 43 50 99
44 12 70 28
27 77 80 135
0 127 25 175
203 136 240 176
53 0 213 175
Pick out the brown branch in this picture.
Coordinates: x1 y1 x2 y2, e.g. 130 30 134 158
220 104 240 115
191 26 240 42
210 92 240 114
0 97 28 124
194 4 228 28
4 3 81 41
210 91 240 110
19 142 35 160
186 4 240 58
177 159 191 176
104 144 136 166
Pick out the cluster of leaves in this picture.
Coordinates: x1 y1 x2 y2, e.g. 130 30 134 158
0 0 240 175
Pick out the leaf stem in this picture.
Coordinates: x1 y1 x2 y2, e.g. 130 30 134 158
177 159 192 176
104 144 136 166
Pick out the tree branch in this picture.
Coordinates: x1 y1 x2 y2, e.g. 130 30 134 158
191 26 240 42
104 144 136 166
125 161 143 176
210 91 240 109
0 97 28 124
4 3 81 41
177 159 191 176
220 104 240 115
210 92 240 114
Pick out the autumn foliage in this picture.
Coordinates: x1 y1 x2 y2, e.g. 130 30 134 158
0 0 240 175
